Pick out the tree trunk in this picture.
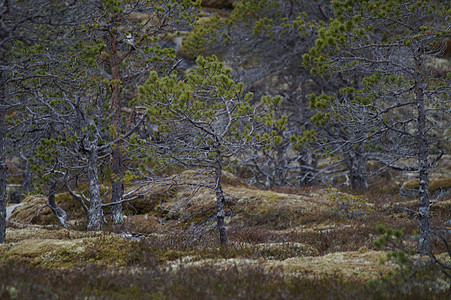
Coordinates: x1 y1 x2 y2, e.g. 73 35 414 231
48 180 67 227
87 146 103 230
347 145 368 191
109 30 124 224
274 144 287 186
0 70 7 244
110 146 124 224
415 80 431 255
299 153 318 186
21 155 34 193
215 149 228 245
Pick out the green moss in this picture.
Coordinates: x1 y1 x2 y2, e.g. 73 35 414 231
9 191 85 225
156 248 186 263
0 233 160 269
126 185 179 215
0 237 96 268
402 177 451 192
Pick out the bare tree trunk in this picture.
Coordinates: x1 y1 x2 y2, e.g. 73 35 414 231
48 180 67 227
110 145 123 224
87 147 103 230
21 154 34 193
347 145 368 191
109 32 124 224
0 70 7 244
415 79 431 255
215 149 228 245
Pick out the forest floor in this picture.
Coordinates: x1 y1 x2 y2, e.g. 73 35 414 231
1 170 451 299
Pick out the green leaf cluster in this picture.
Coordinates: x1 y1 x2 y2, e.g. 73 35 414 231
136 55 284 162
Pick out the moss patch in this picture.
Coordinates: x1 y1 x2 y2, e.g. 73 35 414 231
164 250 394 282
402 177 451 193
9 193 85 225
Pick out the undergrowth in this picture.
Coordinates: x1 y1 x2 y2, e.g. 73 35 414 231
2 260 449 300
3 182 450 299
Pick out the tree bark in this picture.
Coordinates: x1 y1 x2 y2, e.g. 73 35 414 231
48 180 67 227
0 69 7 244
21 154 34 193
347 145 368 191
110 145 124 224
87 146 103 230
215 149 228 245
109 29 124 224
415 79 431 255
299 153 318 186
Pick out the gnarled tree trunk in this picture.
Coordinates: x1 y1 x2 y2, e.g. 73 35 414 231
347 145 368 191
299 153 318 186
48 180 67 227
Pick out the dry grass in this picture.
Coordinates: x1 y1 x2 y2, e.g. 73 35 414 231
3 169 450 299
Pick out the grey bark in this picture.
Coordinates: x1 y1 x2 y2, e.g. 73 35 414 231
48 181 67 227
215 148 228 245
415 78 431 255
110 146 124 224
87 146 103 230
0 69 6 244
299 154 318 186
347 146 368 191
21 155 34 193
110 182 124 224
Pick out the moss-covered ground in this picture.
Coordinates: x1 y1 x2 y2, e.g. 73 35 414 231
2 171 450 299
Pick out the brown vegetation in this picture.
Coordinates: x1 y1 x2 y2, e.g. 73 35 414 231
2 169 450 298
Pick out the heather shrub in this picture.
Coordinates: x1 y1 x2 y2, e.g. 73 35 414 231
327 187 375 219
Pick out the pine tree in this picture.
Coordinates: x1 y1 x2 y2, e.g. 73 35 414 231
136 56 283 244
81 0 200 224
0 0 91 243
305 0 450 254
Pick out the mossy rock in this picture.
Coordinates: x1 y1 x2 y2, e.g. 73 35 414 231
400 177 451 198
161 181 334 230
123 214 165 233
179 169 248 188
250 242 319 258
0 236 96 268
9 195 56 225
3 226 178 267
4 227 103 243
165 250 395 282
9 192 85 225
126 185 179 215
